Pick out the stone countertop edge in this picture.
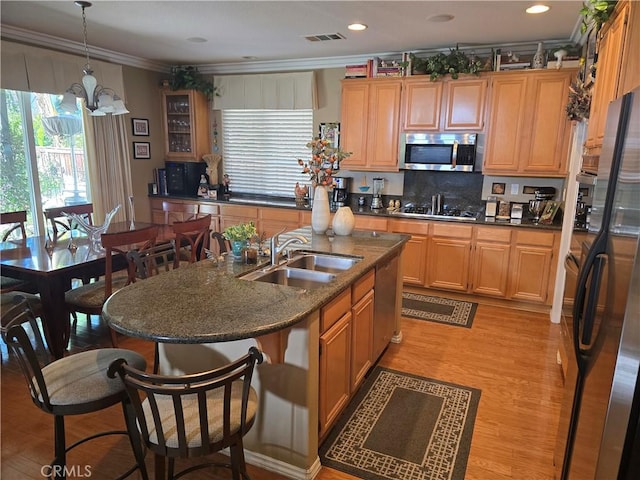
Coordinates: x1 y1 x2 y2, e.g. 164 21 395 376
150 194 563 231
103 227 409 344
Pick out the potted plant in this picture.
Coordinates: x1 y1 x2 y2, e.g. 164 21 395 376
168 66 218 100
223 221 257 256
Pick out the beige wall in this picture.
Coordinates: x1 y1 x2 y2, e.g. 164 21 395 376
122 65 166 222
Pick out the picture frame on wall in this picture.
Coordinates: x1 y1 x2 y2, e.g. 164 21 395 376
133 142 151 159
319 122 340 148
132 118 149 136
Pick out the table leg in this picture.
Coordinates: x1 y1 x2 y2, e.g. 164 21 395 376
35 277 72 359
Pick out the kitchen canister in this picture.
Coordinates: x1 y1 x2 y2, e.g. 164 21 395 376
332 206 356 235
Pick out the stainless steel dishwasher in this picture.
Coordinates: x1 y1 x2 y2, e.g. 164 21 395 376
373 254 399 361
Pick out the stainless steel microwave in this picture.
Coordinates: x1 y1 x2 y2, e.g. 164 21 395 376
399 132 478 172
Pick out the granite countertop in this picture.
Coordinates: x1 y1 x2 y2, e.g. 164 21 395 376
103 227 409 344
151 193 563 231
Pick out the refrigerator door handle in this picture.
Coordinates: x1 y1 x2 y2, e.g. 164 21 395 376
580 254 606 348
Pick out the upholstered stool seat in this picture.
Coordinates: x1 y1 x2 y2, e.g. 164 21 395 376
1 292 42 320
64 275 129 312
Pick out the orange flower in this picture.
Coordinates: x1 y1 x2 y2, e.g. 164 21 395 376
296 136 351 187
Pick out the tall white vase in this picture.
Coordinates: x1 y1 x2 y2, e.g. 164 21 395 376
311 185 330 234
332 206 355 235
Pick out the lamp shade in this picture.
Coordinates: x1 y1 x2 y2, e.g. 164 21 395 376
59 91 79 114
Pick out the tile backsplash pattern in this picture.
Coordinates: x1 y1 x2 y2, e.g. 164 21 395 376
403 171 484 213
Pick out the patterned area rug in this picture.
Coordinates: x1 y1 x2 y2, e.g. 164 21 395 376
402 292 477 328
320 367 481 480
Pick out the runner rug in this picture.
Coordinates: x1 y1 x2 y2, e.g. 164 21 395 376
402 292 477 328
320 367 481 480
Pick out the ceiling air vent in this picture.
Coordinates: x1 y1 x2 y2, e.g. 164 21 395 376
304 32 346 42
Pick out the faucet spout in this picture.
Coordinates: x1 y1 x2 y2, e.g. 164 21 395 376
270 228 309 265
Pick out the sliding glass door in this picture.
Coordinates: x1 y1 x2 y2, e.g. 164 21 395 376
0 89 90 237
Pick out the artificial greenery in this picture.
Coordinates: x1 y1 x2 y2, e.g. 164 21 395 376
580 0 617 34
566 80 592 121
409 49 482 81
168 66 217 100
223 221 257 242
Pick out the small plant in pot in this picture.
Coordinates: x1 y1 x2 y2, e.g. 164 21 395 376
223 222 257 256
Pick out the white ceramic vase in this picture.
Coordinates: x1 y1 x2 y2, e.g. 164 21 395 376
333 206 355 236
532 42 545 69
311 185 330 234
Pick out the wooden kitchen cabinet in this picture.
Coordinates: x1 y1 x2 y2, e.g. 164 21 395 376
319 289 352 439
483 69 575 176
351 272 374 391
260 207 300 237
353 215 388 232
442 77 487 130
585 1 631 155
389 218 429 285
219 204 258 232
509 230 557 303
402 76 487 131
426 223 472 292
161 89 210 161
471 227 511 297
340 78 402 171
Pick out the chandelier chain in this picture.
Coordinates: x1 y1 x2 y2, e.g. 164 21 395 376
81 5 91 69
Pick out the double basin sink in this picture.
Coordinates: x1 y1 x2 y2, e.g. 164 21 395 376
241 252 362 289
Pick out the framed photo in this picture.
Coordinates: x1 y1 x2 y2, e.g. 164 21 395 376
319 122 340 148
131 118 149 136
539 201 561 225
491 182 506 195
133 142 151 159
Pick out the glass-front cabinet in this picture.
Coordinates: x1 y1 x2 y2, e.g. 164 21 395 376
161 89 210 161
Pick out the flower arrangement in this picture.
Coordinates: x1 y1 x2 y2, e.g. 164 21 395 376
297 138 351 187
566 80 592 121
223 221 257 242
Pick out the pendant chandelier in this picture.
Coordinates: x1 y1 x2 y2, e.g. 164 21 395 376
59 1 128 116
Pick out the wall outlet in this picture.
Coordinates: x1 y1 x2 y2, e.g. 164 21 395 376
511 183 520 195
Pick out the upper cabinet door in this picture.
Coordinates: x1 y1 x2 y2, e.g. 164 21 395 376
402 79 442 130
442 78 487 130
366 80 402 170
483 74 529 174
161 89 210 161
340 81 370 169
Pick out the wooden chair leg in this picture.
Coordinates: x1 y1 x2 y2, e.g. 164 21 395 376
110 328 119 348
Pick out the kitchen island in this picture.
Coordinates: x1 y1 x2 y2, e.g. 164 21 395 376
103 227 408 479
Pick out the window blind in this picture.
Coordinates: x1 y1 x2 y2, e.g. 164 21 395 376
222 109 314 197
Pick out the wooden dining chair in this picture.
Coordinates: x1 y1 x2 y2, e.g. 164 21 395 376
43 203 94 237
2 296 148 480
171 214 211 267
65 225 159 346
162 201 198 225
0 210 39 295
108 347 264 480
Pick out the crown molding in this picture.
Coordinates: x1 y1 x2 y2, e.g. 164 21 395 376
1 24 170 73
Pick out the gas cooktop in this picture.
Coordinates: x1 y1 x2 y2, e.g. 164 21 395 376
391 206 478 222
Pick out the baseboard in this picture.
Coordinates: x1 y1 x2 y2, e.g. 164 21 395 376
244 450 323 480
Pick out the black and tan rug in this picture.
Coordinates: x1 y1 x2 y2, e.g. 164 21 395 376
402 292 477 328
320 367 481 480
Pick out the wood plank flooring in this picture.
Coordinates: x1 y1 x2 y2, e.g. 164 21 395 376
1 299 564 479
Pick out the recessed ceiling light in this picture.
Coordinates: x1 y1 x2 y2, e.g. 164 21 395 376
242 56 258 60
427 14 455 23
187 37 208 43
526 4 550 14
348 23 367 31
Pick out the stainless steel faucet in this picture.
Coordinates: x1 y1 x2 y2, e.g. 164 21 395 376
270 228 309 265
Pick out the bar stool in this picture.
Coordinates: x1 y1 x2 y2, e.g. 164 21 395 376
1 297 148 480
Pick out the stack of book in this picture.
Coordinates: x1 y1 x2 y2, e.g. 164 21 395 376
153 168 168 195
345 64 368 78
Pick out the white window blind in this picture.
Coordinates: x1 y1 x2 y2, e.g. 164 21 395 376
222 109 314 196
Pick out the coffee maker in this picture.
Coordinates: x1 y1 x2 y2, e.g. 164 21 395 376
332 177 350 207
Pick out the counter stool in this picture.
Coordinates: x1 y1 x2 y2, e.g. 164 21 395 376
109 347 264 480
171 214 211 267
1 297 148 480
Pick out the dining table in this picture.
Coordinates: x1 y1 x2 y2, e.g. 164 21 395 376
0 221 172 359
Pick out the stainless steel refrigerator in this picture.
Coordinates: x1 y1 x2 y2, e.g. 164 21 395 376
555 87 640 479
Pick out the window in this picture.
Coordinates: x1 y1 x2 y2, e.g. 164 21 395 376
222 109 313 197
0 89 89 236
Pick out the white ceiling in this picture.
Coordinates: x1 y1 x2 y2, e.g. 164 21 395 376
1 1 584 73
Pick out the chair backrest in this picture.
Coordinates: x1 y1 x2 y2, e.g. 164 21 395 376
101 226 159 299
1 297 52 411
44 203 93 237
171 214 211 267
108 347 263 457
210 232 230 256
1 210 28 241
162 201 198 225
126 241 176 280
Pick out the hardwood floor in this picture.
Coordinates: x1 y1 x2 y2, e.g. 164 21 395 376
1 300 564 479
